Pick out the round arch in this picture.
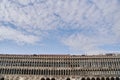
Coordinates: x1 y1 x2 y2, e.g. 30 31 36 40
46 78 50 80
101 77 105 80
66 78 70 80
91 78 95 80
51 78 55 80
0 78 4 80
81 78 85 80
87 77 90 80
116 77 119 80
96 77 100 80
111 77 114 80
106 77 110 80
41 78 45 80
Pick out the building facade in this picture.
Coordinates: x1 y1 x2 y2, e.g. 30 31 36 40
0 54 120 80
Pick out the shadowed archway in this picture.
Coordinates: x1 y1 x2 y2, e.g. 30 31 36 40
66 78 70 80
87 77 90 80
51 78 55 80
81 78 85 80
111 77 114 80
101 77 105 80
116 77 119 80
106 77 110 80
46 78 50 80
96 78 100 80
91 78 95 80
0 78 4 80
41 78 45 80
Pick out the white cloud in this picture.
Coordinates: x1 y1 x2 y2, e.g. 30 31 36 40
111 12 120 38
62 33 118 53
0 0 104 31
0 0 120 53
0 0 57 32
61 0 120 53
0 26 39 44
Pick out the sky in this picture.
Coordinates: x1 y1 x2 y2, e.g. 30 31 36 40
0 0 120 55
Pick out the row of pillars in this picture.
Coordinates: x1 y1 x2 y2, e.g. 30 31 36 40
40 77 119 80
81 77 119 80
41 77 70 80
0 77 119 80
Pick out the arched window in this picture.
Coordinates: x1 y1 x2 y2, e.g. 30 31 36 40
51 70 53 75
58 70 60 75
66 70 69 75
41 70 43 75
28 69 31 75
0 68 1 74
56 70 58 75
2 69 4 74
45 69 48 75
24 69 27 74
64 70 65 75
19 69 22 74
4 69 8 74
61 70 63 75
48 70 50 75
31 69 34 75
68 70 71 75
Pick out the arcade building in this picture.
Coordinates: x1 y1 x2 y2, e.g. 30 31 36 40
0 54 120 80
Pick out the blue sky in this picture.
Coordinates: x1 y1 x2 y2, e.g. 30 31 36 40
0 0 120 55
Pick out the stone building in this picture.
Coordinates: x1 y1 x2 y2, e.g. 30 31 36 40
0 54 120 80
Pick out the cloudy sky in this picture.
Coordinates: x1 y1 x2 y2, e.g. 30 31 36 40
0 0 120 55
